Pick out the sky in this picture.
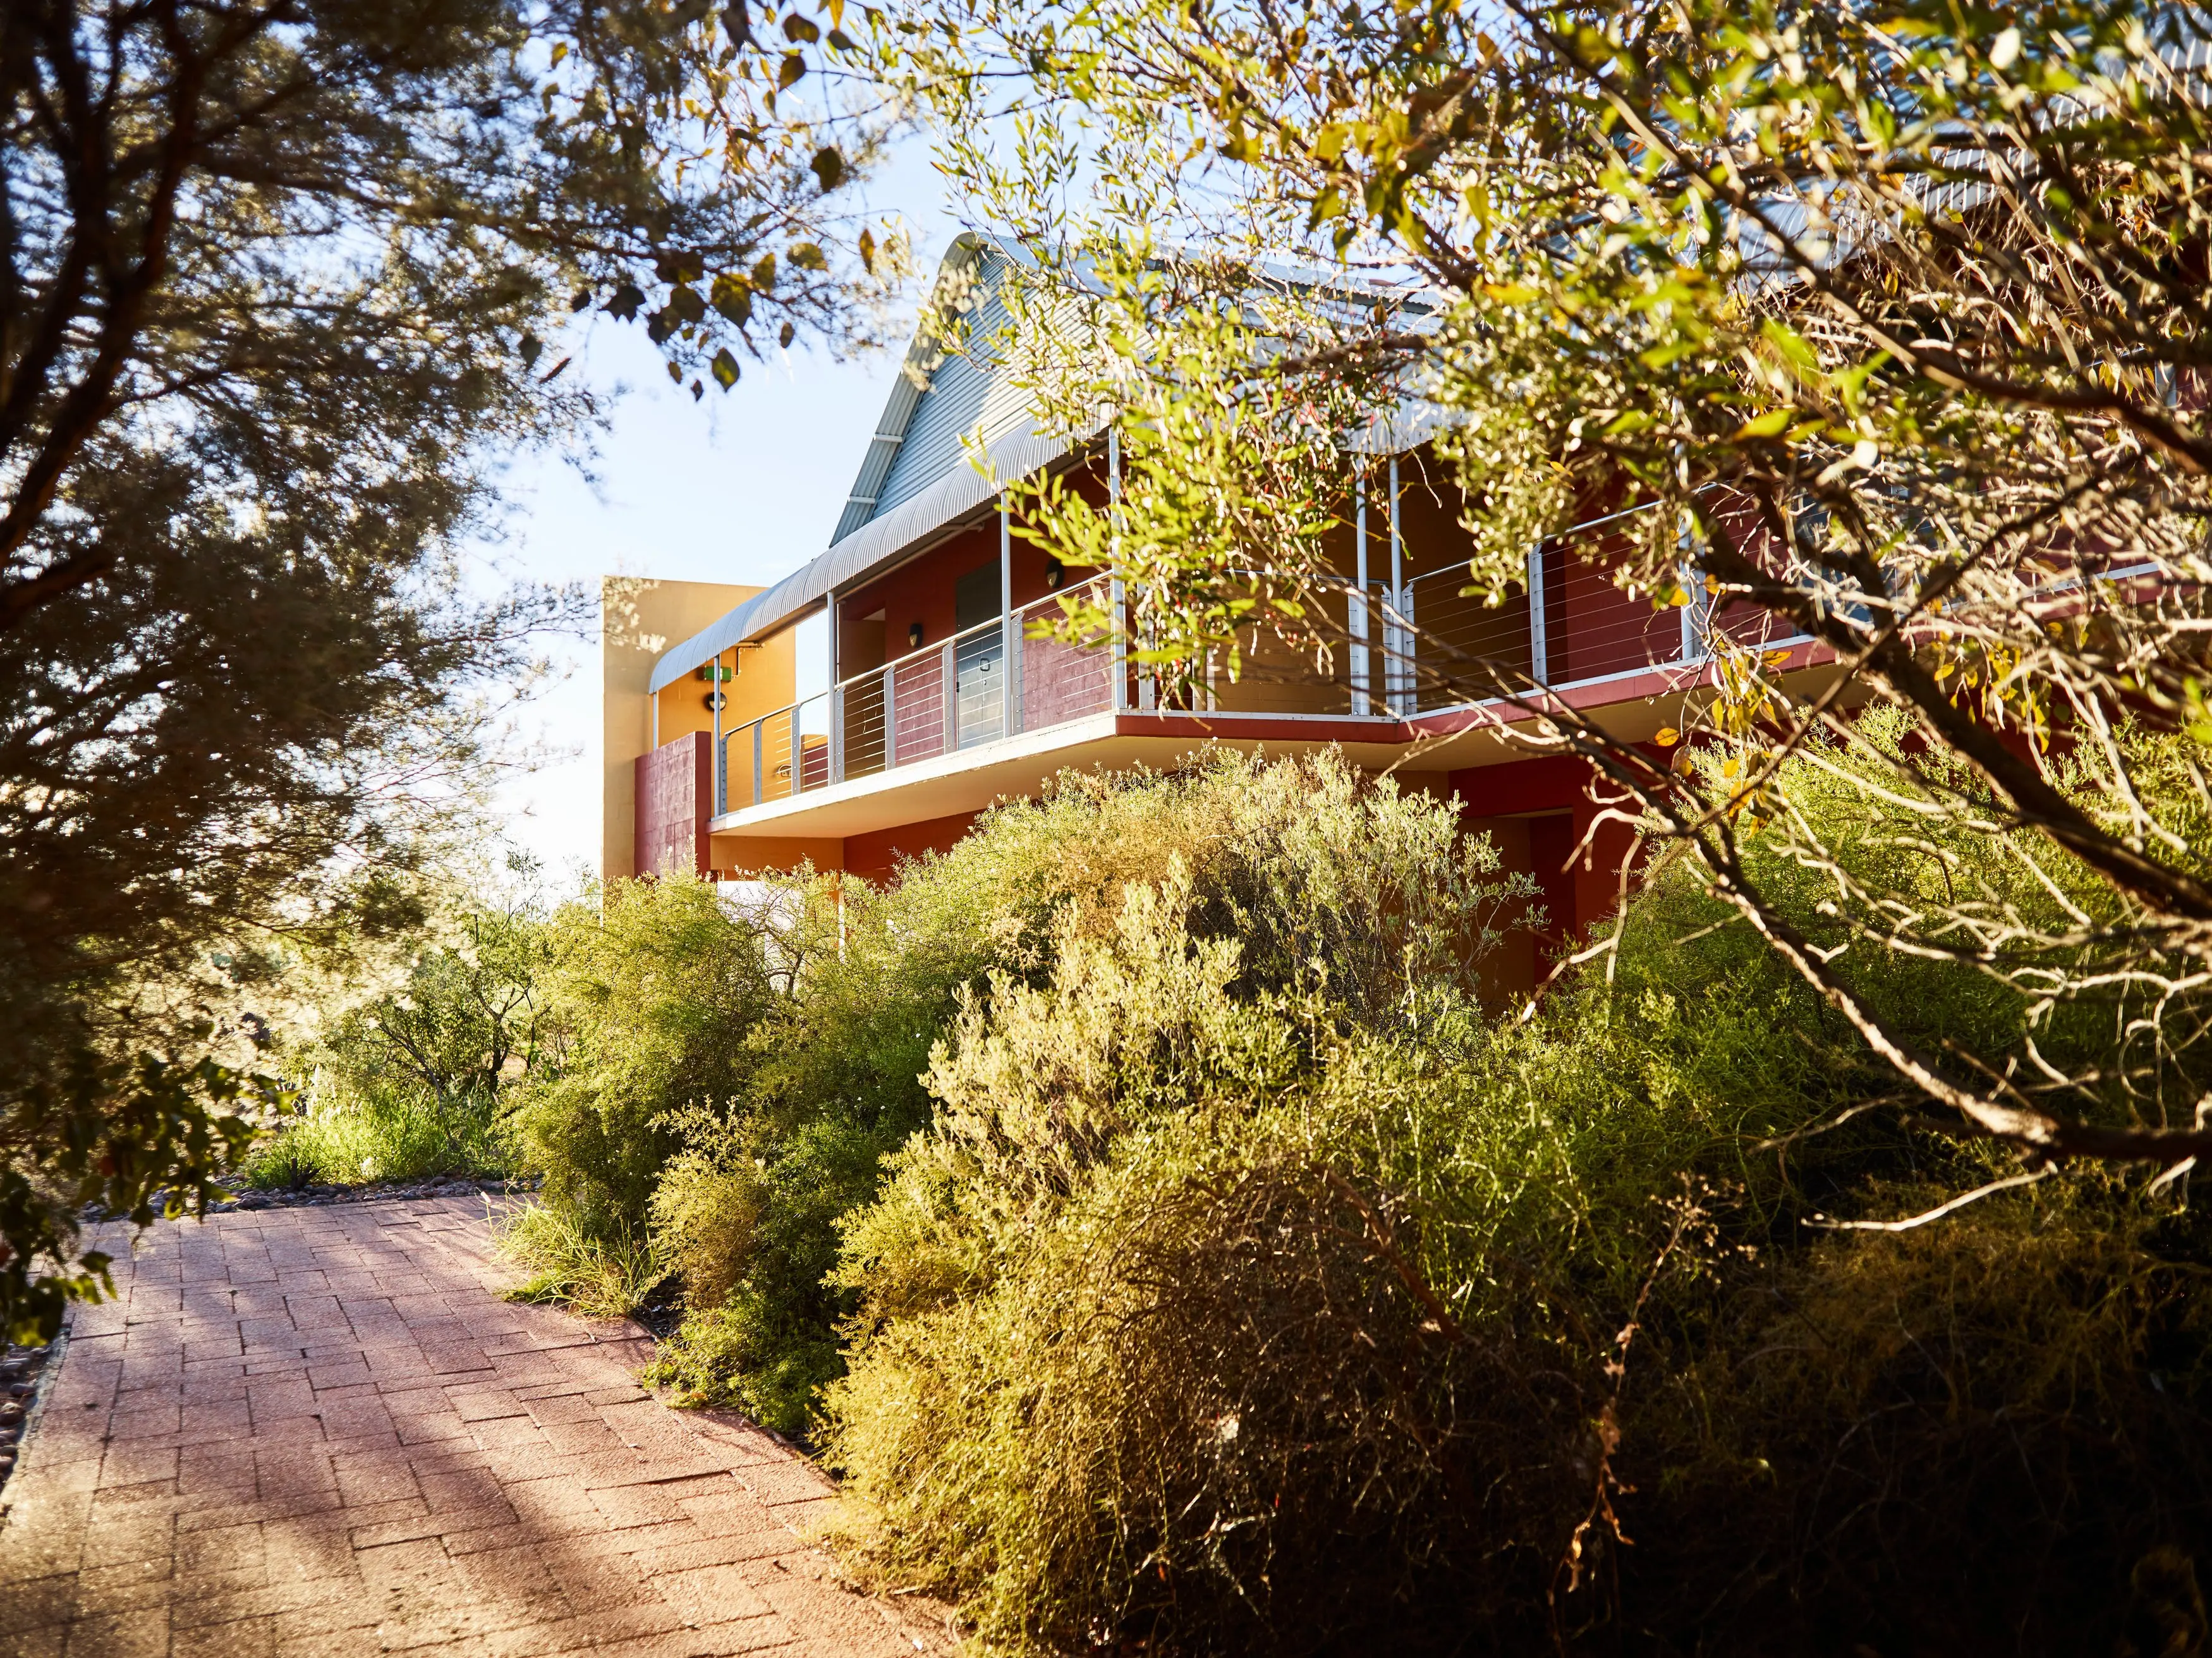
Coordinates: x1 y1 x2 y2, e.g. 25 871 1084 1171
478 147 957 885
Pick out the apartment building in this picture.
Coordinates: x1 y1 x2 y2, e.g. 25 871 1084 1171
605 235 1825 994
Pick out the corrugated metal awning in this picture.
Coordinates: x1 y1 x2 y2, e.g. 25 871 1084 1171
646 417 1090 694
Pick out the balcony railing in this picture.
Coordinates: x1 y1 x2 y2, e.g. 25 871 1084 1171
720 575 1118 814
712 525 1809 817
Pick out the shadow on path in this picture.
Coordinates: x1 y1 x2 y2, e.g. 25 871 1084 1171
0 1198 951 1658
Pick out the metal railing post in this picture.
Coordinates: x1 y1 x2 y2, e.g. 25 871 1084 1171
1527 543 1548 686
1400 579 1416 713
1387 457 1405 715
942 638 958 752
710 651 723 812
1352 472 1370 716
1677 509 1709 666
884 667 898 769
1000 502 1019 738
751 721 763 806
1109 429 1130 713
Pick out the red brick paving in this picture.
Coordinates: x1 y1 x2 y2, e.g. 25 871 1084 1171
0 1198 951 1658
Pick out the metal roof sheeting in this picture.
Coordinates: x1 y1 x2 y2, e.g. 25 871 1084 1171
647 235 1434 697
652 232 1110 695
647 417 1089 693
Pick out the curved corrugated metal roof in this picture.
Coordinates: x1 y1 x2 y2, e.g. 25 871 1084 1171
647 237 1440 695
827 233 997 544
647 417 1090 693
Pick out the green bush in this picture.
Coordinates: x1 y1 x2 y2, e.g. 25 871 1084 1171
252 891 549 1187
245 1083 513 1188
512 875 784 1238
640 752 1533 1434
817 737 2212 1654
494 1201 668 1320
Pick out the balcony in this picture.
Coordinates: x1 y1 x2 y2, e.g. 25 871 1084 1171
706 512 1818 847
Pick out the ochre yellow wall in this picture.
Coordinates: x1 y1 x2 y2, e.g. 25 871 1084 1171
652 615 801 749
602 576 763 884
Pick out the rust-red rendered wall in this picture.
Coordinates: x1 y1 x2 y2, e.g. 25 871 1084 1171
633 732 712 879
842 810 985 885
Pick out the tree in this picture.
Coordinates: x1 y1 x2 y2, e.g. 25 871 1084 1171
885 0 2212 1200
0 0 903 1339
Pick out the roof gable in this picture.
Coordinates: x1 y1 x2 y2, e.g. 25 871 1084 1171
831 234 1043 543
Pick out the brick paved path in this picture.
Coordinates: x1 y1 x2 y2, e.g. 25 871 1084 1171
0 1198 951 1658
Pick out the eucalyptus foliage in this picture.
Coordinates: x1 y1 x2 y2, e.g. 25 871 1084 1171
0 0 901 1337
885 0 2212 1185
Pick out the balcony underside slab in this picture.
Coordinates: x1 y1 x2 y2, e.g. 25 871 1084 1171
708 710 1423 843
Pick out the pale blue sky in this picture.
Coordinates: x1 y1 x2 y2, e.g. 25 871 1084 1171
483 147 957 882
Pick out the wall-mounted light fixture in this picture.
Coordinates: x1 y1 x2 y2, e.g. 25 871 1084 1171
703 691 727 712
909 621 925 650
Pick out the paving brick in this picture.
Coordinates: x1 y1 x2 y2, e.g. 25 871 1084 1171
0 1200 950 1657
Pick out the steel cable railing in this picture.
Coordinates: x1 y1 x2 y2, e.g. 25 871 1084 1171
708 518 1833 818
719 575 1118 813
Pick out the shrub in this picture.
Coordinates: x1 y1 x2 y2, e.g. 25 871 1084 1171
251 889 547 1188
641 750 1534 1434
494 1201 669 1321
245 1083 513 1188
513 875 785 1238
819 740 2212 1655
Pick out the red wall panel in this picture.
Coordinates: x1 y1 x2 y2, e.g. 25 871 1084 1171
633 732 712 879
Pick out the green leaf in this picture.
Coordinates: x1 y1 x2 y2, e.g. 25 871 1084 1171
604 283 645 321
791 242 827 271
519 334 543 369
810 147 845 191
778 320 795 348
779 52 806 88
1760 319 1820 379
712 348 741 389
711 273 753 326
857 227 877 272
784 13 821 42
1734 408 1793 439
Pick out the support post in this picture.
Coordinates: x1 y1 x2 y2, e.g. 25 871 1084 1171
752 719 763 806
711 650 724 814
1527 543 1548 686
1352 472 1370 716
1388 456 1405 714
1109 427 1129 713
1000 499 1018 738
